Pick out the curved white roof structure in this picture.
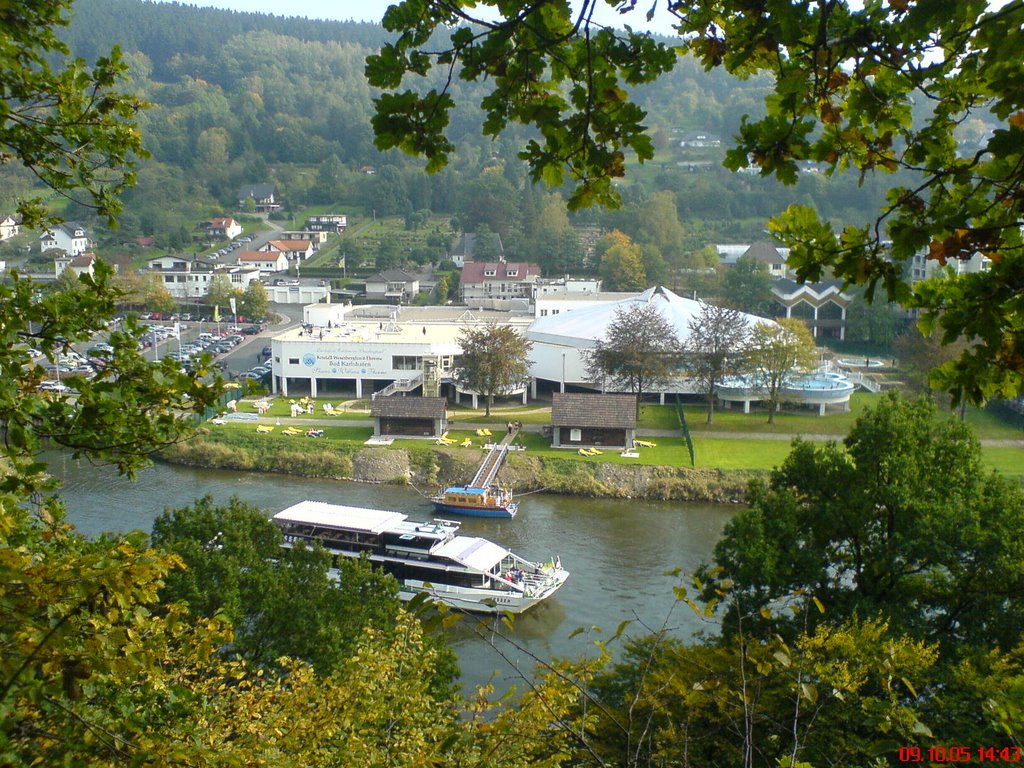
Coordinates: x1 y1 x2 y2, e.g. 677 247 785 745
526 286 770 349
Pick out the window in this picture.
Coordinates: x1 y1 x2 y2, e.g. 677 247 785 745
570 428 582 441
164 275 174 283
289 358 299 365
506 269 518 277
540 309 548 316
484 269 496 277
392 355 422 371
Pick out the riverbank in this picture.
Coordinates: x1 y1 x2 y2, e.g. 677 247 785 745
159 428 757 503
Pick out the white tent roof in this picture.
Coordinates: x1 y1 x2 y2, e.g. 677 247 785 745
435 536 508 572
525 286 771 348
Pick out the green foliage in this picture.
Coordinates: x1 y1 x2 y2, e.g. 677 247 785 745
686 302 752 423
720 254 775 316
597 230 647 291
456 323 533 417
367 1 677 209
368 0 1024 405
0 0 146 228
149 496 463 689
585 298 686 418
745 318 818 424
241 279 268 320
705 393 1024 655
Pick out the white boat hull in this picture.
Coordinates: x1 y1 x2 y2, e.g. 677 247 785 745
401 569 570 615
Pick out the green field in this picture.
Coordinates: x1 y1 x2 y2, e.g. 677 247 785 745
211 391 1024 477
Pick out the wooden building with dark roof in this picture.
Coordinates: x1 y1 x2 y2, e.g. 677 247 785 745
550 393 637 449
370 396 448 438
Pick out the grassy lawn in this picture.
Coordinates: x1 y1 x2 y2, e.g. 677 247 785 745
210 392 1024 477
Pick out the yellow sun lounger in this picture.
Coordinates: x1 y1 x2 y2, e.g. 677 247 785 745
461 438 473 448
256 425 274 433
435 437 456 445
634 439 657 448
282 427 302 436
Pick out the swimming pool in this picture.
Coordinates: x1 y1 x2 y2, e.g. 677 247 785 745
716 370 855 413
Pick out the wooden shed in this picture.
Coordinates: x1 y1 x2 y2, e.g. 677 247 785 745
550 393 637 449
371 396 448 438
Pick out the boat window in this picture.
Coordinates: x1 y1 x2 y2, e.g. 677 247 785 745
399 534 416 541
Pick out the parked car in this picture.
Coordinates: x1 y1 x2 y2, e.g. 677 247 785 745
261 345 272 357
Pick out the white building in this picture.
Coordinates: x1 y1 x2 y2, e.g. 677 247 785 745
144 255 260 299
265 287 769 405
40 223 89 256
534 290 634 318
526 286 771 400
269 305 532 402
0 214 20 241
238 251 288 274
530 277 602 304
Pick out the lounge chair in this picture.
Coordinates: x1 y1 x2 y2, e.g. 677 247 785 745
461 438 473 448
256 425 274 433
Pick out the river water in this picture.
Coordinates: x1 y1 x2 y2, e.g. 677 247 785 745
49 453 735 692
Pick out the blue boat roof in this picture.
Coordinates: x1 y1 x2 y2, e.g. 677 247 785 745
444 486 486 496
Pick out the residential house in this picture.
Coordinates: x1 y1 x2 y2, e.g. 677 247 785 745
280 229 329 245
260 239 314 262
550 393 637 449
145 255 260 299
55 252 97 280
0 214 20 241
461 261 541 304
304 214 347 233
738 241 790 278
40 223 89 256
364 269 420 301
238 250 288 275
201 217 243 241
146 255 216 300
449 231 504 268
237 183 280 213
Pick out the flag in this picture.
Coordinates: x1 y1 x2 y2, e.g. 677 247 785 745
213 305 220 322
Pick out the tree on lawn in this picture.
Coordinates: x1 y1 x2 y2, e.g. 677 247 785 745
584 301 685 419
241 278 268 321
456 322 532 416
686 302 751 424
745 318 817 423
366 0 1024 405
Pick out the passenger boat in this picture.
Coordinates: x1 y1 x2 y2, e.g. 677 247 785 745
430 485 518 519
272 500 567 614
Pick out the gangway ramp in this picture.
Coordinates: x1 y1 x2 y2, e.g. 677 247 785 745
468 427 518 488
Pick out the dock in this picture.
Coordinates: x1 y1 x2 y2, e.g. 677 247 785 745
468 425 519 488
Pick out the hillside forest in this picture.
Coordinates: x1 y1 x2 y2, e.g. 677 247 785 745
0 0 950 295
